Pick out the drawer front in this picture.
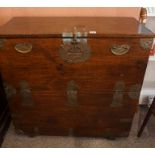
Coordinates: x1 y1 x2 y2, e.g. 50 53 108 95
10 92 136 137
8 89 138 110
0 37 151 67
0 38 150 71
12 104 134 137
0 38 149 93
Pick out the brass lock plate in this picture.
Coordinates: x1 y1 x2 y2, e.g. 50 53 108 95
59 42 91 63
60 26 91 63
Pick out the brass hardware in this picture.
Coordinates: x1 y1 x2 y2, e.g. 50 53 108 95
0 39 5 49
59 42 91 63
3 83 16 99
140 38 153 50
19 81 34 106
111 44 130 55
111 81 125 107
128 84 141 99
62 32 73 44
15 43 32 53
60 26 90 63
67 80 78 106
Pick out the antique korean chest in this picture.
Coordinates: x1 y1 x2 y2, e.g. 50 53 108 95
0 17 154 138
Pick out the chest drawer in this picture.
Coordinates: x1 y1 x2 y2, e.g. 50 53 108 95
0 38 149 94
0 37 150 67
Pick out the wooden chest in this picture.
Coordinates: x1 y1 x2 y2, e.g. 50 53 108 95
0 17 154 138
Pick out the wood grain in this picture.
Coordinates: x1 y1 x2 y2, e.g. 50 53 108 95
0 17 153 138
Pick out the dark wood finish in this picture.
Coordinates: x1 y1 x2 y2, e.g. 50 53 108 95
0 17 155 138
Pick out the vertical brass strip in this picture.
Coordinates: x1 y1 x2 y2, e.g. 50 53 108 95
19 81 34 106
111 81 125 107
128 84 141 100
67 80 78 106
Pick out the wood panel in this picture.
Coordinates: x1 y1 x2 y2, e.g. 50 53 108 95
0 17 154 37
0 17 154 138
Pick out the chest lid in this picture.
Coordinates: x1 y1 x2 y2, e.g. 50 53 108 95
0 17 155 38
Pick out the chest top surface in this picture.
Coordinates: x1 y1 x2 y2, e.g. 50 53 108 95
0 17 154 38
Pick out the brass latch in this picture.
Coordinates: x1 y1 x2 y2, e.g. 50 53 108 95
59 26 91 63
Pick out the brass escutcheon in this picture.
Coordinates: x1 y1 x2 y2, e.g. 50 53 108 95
59 42 91 63
60 26 90 63
15 42 32 53
111 44 130 55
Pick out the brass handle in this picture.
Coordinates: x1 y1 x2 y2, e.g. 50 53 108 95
15 43 32 53
140 38 153 50
111 44 130 55
67 80 78 106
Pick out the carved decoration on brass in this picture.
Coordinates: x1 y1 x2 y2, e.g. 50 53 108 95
67 80 78 106
0 39 6 49
19 81 34 106
111 44 130 55
140 38 153 50
60 26 91 63
3 83 16 99
128 84 141 99
60 41 91 63
111 81 125 107
15 43 32 54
